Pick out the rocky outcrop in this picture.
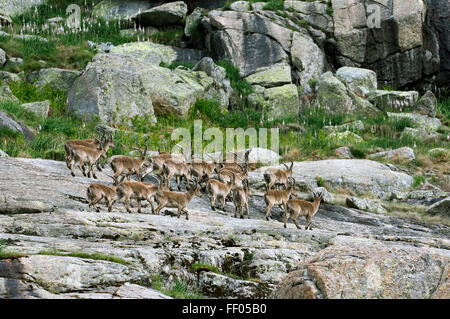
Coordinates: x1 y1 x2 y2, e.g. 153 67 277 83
346 196 387 214
425 0 450 86
93 0 156 21
425 197 450 217
335 67 377 97
387 112 442 131
27 68 82 92
0 157 448 299
0 112 34 141
67 42 225 122
367 90 419 112
272 238 449 299
21 101 50 118
249 159 414 199
368 147 416 163
131 1 188 27
413 90 437 117
0 83 19 103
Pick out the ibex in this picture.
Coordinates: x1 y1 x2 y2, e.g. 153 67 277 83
115 180 159 214
109 145 150 185
220 150 250 174
150 144 186 175
284 191 324 230
232 178 251 219
86 183 117 212
264 177 297 221
65 135 113 172
190 159 220 187
161 159 191 191
217 166 247 187
264 161 294 190
154 179 202 220
68 139 114 179
206 173 235 211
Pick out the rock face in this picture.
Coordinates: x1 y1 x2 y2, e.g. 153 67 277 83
368 147 416 163
346 196 387 214
27 68 81 92
367 90 419 112
67 53 157 124
132 1 188 27
0 157 448 299
414 90 437 117
426 197 450 217
249 160 414 199
331 0 432 89
0 84 19 103
204 9 325 89
426 0 450 86
93 0 155 21
387 112 442 131
272 239 449 299
21 101 50 118
335 67 377 96
68 42 223 122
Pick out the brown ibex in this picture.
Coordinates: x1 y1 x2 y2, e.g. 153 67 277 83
68 138 114 179
264 177 297 221
154 179 202 220
232 178 251 219
161 159 191 191
86 183 117 212
284 191 324 230
115 180 159 214
264 161 294 190
206 173 236 211
109 145 151 185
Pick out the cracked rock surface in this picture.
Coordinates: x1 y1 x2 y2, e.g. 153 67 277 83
0 157 448 299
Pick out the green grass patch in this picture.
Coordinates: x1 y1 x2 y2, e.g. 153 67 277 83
37 250 129 265
151 273 203 299
191 263 221 274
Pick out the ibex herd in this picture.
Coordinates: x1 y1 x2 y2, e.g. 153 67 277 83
66 135 323 230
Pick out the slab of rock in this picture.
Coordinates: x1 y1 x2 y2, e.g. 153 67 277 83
387 112 442 131
249 159 414 199
263 84 300 120
336 67 377 96
401 127 443 142
346 196 387 214
26 68 81 92
21 101 50 118
291 31 326 89
425 197 450 217
0 149 8 157
0 71 20 84
131 1 187 27
367 90 419 112
93 0 155 20
368 147 415 163
245 63 292 88
110 41 206 66
230 1 250 12
317 72 353 112
413 90 437 117
272 239 449 298
206 10 291 77
0 84 19 103
0 156 448 299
